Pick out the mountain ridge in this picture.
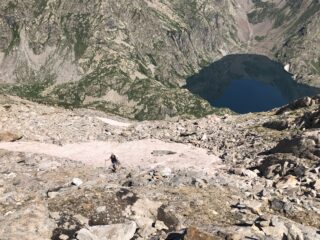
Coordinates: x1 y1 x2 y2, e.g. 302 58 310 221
0 0 319 119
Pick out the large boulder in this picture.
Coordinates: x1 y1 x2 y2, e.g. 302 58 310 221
257 131 319 179
76 221 136 240
263 120 289 131
295 108 320 129
0 203 56 240
258 154 308 179
276 96 320 115
269 131 319 161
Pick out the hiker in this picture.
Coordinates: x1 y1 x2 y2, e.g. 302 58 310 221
109 153 120 172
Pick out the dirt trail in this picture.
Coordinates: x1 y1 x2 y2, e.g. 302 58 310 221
0 139 222 173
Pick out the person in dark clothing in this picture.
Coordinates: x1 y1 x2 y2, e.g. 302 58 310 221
110 153 120 172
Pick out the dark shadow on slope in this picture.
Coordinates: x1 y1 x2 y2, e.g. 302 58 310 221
185 54 320 113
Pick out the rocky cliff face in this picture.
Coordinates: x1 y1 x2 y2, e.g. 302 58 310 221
275 2 320 87
244 0 320 87
0 0 319 119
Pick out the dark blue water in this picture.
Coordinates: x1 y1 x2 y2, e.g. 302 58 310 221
185 54 320 113
214 79 288 113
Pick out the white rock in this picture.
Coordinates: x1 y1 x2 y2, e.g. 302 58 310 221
76 228 97 240
4 172 17 179
242 169 258 178
132 198 162 219
313 179 320 191
38 161 61 171
160 167 172 177
76 221 137 240
74 214 89 226
138 220 157 238
154 220 169 231
59 234 69 240
96 206 106 213
244 200 264 215
284 64 290 72
201 134 208 141
287 223 303 240
49 212 60 220
48 191 59 199
72 178 83 187
276 176 298 189
131 199 162 238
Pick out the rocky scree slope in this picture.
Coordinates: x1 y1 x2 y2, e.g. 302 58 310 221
0 94 320 239
0 0 319 119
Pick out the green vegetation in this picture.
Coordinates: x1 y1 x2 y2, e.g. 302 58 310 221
255 35 266 42
286 0 304 12
251 0 270 8
34 0 48 17
288 0 320 34
147 54 157 66
0 79 52 102
247 0 313 30
14 69 216 121
5 23 20 55
5 1 17 11
153 41 166 51
60 13 91 59
149 6 186 34
138 62 150 76
287 0 320 35
173 0 199 20
273 12 286 28
86 101 131 118
311 58 320 74
74 15 90 59
247 0 276 24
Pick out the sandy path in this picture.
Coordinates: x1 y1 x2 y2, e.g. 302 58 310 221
0 139 222 173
